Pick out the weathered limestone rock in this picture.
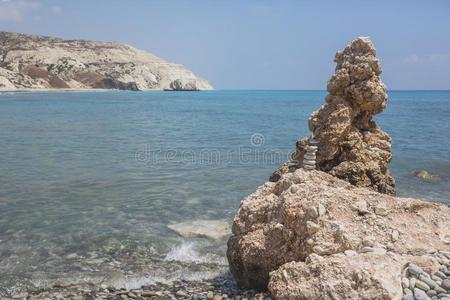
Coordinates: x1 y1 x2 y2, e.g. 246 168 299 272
167 79 201 91
268 253 404 299
271 37 395 195
0 31 212 91
227 169 450 297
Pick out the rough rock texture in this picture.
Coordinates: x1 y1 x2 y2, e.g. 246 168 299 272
270 37 395 195
227 169 450 298
0 31 212 91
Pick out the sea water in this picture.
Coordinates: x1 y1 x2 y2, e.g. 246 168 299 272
0 90 449 294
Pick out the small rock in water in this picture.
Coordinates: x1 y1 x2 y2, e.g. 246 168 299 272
65 253 78 259
168 220 231 240
414 170 439 181
176 290 187 297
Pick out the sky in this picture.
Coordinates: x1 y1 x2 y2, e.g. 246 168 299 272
1 0 450 90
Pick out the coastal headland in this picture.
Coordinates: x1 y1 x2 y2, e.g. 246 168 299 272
0 32 212 92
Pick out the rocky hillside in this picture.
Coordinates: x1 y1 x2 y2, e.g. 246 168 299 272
0 32 212 91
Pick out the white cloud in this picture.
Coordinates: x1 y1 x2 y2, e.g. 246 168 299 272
51 5 61 14
430 53 450 64
0 0 41 22
403 54 419 64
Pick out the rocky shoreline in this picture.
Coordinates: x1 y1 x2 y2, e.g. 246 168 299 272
9 274 270 300
224 37 449 298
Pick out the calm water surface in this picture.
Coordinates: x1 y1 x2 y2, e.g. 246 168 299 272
0 90 449 295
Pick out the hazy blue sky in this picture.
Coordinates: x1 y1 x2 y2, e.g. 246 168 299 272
1 0 449 90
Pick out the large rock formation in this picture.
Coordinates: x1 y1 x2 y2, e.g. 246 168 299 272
271 37 395 195
227 37 450 298
0 31 212 91
227 169 450 299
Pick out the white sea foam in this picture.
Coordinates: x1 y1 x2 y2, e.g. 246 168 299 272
112 276 156 290
164 240 227 265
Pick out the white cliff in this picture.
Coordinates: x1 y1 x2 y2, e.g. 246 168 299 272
0 32 212 91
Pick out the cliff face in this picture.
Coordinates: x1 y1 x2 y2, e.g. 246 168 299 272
271 37 395 195
0 32 212 91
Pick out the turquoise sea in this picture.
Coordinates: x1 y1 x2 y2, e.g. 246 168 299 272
0 90 449 295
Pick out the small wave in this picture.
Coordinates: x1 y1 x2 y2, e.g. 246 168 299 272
112 276 157 290
164 241 227 265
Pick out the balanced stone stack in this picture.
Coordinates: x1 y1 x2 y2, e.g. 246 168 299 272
303 138 318 171
270 37 396 195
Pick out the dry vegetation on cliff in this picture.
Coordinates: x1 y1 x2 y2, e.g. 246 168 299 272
0 32 212 91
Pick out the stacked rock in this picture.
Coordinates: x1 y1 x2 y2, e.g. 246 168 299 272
270 37 396 195
402 251 450 300
303 138 319 171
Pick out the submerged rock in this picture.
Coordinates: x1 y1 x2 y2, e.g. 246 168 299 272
271 37 395 195
415 170 440 181
227 169 450 297
168 220 231 240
